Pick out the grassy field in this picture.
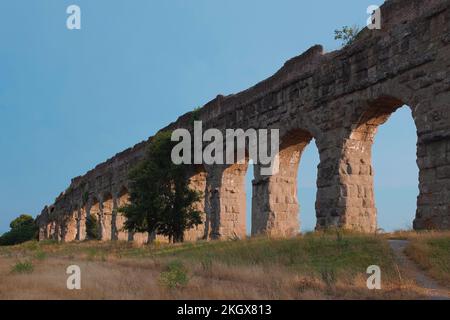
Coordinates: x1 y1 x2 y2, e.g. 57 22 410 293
0 231 447 300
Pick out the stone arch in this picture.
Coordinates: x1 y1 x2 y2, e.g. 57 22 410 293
207 162 249 240
45 206 56 239
252 128 314 237
324 95 419 232
101 192 114 241
48 220 57 241
117 186 129 206
203 129 257 240
344 96 409 231
115 186 130 241
87 196 101 240
63 205 79 242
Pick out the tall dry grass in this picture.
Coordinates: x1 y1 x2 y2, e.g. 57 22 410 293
0 233 436 300
401 231 450 286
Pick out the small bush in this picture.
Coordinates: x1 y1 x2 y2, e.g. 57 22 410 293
86 214 100 240
82 191 89 205
189 106 202 126
35 251 47 260
11 261 34 274
159 260 189 289
86 247 99 261
334 25 361 46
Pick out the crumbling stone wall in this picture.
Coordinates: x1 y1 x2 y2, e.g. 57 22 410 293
37 0 450 242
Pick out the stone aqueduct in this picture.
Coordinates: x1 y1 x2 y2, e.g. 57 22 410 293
37 0 450 243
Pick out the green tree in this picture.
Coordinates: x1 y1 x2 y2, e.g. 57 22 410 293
0 214 38 246
334 25 361 46
119 131 203 243
86 214 100 240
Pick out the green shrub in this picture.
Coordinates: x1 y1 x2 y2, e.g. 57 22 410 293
86 247 99 261
0 215 38 246
86 214 100 240
35 250 47 260
189 106 202 126
82 191 89 205
11 261 34 274
159 260 189 289
334 25 361 46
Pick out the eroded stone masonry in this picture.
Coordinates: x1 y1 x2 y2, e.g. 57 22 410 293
37 0 450 243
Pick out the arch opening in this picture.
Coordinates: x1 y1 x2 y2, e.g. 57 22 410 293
218 162 249 239
252 128 316 237
64 205 79 242
116 186 130 241
297 139 320 233
344 96 419 232
88 197 101 240
372 106 418 231
102 193 113 241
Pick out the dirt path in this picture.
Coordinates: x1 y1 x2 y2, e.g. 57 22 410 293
388 240 450 300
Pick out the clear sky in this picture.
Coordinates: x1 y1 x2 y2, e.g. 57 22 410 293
0 0 418 235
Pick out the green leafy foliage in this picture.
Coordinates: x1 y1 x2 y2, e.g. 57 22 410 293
11 261 34 274
189 106 202 126
86 214 100 240
35 250 47 261
82 191 89 205
119 131 203 243
159 260 189 289
334 25 361 46
0 215 38 246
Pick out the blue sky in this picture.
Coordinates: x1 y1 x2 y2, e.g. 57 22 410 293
0 0 417 235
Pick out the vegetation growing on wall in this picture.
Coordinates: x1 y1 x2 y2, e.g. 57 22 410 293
334 25 361 46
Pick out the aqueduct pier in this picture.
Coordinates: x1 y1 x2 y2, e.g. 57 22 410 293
37 0 450 243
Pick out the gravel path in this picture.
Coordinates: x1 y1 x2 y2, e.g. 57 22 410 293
388 239 450 300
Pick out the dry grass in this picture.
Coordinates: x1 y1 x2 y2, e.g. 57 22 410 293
386 230 450 241
401 232 450 287
0 232 437 300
